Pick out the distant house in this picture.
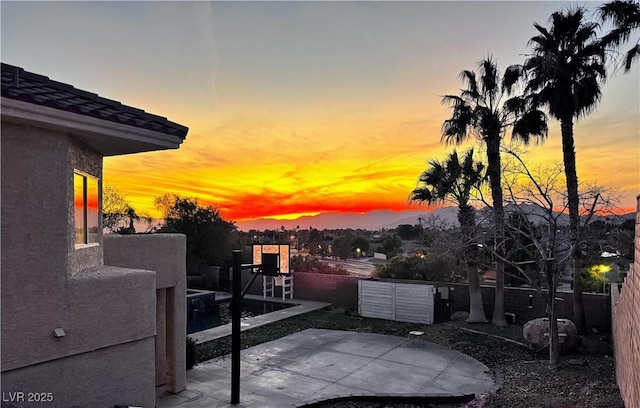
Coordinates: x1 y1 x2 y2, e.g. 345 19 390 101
1 63 188 407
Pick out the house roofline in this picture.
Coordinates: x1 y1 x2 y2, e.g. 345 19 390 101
1 62 188 156
2 96 185 156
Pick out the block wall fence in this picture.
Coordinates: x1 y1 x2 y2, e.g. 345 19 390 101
610 195 640 408
287 274 611 330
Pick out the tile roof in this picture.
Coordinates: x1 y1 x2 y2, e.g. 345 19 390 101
1 63 188 139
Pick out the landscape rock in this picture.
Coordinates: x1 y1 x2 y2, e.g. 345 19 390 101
463 391 490 408
522 318 578 353
450 311 470 321
569 358 588 366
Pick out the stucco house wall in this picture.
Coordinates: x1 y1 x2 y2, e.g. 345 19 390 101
1 63 189 408
2 123 74 368
1 122 158 408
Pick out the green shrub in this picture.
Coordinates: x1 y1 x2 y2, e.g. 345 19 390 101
290 255 348 275
186 336 197 369
374 254 466 282
618 270 628 281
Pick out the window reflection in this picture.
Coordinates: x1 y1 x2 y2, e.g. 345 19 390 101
74 173 85 245
74 171 100 245
87 177 99 244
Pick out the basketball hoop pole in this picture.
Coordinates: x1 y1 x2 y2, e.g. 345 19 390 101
230 246 289 405
230 253 273 404
231 250 242 404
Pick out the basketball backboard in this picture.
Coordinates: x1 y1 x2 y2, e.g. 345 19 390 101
252 244 290 276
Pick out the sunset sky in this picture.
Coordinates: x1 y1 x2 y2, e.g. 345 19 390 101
2 1 638 223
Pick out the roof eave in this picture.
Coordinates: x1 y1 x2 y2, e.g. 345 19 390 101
1 97 187 156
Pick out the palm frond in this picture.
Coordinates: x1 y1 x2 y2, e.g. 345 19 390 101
523 7 605 121
502 64 524 95
479 58 500 99
459 70 479 96
511 110 548 145
409 187 435 204
531 24 551 44
440 94 466 107
600 0 640 27
599 0 640 30
441 97 474 145
599 1 640 71
574 22 600 45
410 149 484 211
574 76 603 118
625 43 640 71
503 96 526 115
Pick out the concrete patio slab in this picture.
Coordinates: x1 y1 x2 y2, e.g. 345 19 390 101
157 328 496 408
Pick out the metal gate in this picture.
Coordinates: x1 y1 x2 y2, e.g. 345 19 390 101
358 280 434 324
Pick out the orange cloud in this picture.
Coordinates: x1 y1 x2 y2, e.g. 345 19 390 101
104 109 448 221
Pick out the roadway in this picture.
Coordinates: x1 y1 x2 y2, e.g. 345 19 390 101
321 258 376 277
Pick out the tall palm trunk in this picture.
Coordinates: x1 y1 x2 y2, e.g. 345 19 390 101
561 118 587 334
486 137 507 327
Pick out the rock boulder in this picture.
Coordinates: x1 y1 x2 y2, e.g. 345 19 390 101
522 318 578 353
450 311 470 321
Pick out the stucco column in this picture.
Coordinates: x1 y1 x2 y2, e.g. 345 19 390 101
103 234 187 394
156 288 167 387
165 283 186 393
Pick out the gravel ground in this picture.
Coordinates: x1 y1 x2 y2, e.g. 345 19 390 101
194 307 624 408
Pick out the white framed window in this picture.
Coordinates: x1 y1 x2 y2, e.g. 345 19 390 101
74 171 99 246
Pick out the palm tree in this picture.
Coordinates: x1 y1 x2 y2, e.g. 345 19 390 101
441 57 548 327
599 0 640 72
522 8 606 333
410 149 487 322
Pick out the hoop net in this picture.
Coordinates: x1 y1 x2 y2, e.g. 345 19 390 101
273 276 285 287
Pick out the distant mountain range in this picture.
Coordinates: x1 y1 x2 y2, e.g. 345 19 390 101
235 206 634 232
236 207 458 231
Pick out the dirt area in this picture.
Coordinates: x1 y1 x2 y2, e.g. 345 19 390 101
194 307 624 408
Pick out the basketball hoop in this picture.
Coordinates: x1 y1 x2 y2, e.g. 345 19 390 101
252 244 290 275
232 245 292 405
